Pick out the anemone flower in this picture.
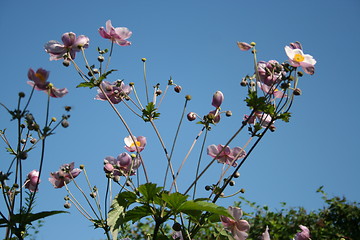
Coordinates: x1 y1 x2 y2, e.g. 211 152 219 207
99 20 132 46
285 44 316 75
220 206 250 240
24 170 40 192
294 225 310 240
44 32 89 60
95 80 131 104
207 144 246 167
49 162 81 188
124 135 146 152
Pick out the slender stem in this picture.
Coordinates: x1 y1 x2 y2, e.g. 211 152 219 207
130 85 144 110
143 60 150 104
105 41 114 73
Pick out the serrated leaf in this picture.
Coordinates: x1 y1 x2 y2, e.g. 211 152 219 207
124 205 153 223
138 183 163 203
161 192 188 212
0 211 67 227
178 201 231 220
107 202 125 239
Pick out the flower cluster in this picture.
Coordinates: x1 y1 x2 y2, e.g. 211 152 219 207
220 207 250 240
103 153 141 178
95 80 132 104
48 162 82 188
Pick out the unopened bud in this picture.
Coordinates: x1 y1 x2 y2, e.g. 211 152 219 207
174 85 182 93
30 138 36 144
13 183 19 189
19 92 25 98
269 125 276 132
250 42 256 46
187 112 197 121
172 222 182 231
79 164 85 169
185 95 192 101
280 82 291 89
297 71 303 77
229 180 235 186
226 111 232 117
98 56 104 62
61 120 69 128
64 202 71 209
212 91 224 108
113 175 120 182
90 192 96 198
19 151 28 160
240 80 247 87
21 139 26 144
156 90 162 96
234 172 240 178
51 117 57 122
64 106 72 112
63 59 70 67
240 188 245 193
293 88 302 96
205 185 211 191
93 68 99 74
141 58 147 62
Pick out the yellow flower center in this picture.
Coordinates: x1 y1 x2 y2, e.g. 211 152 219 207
293 54 305 62
130 141 141 147
35 73 46 83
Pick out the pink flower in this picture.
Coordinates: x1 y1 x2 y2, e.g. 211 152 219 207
220 206 250 240
262 226 271 240
104 153 141 177
285 43 316 75
27 68 68 98
257 82 286 99
44 32 89 60
95 80 131 104
49 162 81 188
244 111 274 128
294 225 310 240
24 170 40 192
99 20 132 46
237 42 253 51
207 144 245 167
257 60 285 86
124 135 146 152
212 91 224 108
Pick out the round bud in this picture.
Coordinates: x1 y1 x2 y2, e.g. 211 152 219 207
297 71 303 77
187 112 197 121
205 185 211 191
250 42 256 46
13 183 19 189
79 164 85 169
64 106 72 112
113 175 120 182
30 138 36 144
240 188 245 193
229 181 235 186
19 151 28 160
172 222 182 231
20 124 26 129
141 58 147 62
280 82 291 89
129 82 134 86
18 92 25 98
220 192 225 197
234 172 240 178
226 111 232 117
251 49 257 54
93 68 99 74
269 125 276 132
240 80 247 87
90 192 96 198
61 120 69 128
51 117 57 122
156 90 162 96
64 202 71 209
288 76 294 81
174 85 182 93
293 88 302 96
250 81 256 87
98 56 104 62
21 139 26 144
64 196 70 201
185 95 192 101
62 60 70 67
126 181 131 186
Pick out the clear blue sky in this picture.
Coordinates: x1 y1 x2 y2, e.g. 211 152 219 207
1 0 360 239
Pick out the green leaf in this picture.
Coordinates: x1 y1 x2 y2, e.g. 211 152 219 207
137 183 163 203
76 82 96 88
124 205 153 223
178 200 231 222
107 202 125 239
161 192 188 212
0 211 67 227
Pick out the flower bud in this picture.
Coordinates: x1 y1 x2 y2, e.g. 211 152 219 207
293 88 302 96
30 138 36 144
18 92 25 98
90 192 96 198
211 91 224 108
62 59 70 67
280 82 291 89
98 56 104 62
141 58 147 62
51 117 57 122
113 175 120 182
172 222 182 231
250 42 256 46
64 106 72 112
270 125 276 132
185 95 192 101
93 68 99 74
297 71 303 77
61 120 69 128
156 90 162 96
234 172 240 178
21 139 26 144
64 202 71 209
240 80 247 87
187 112 197 121
240 188 245 193
19 151 28 160
79 164 85 169
174 85 182 93
104 163 114 173
226 111 232 117
205 185 212 191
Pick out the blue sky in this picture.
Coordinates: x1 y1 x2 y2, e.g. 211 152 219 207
1 0 360 239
